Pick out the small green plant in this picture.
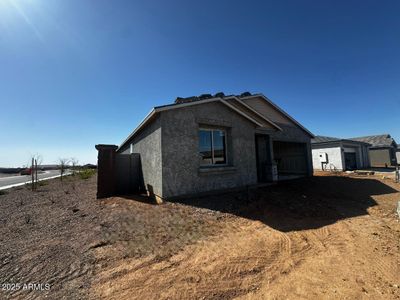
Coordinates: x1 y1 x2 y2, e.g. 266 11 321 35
38 181 48 186
0 190 8 196
79 168 96 180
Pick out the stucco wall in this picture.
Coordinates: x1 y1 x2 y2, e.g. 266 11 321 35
312 146 343 171
116 97 313 198
239 96 313 175
242 96 293 125
119 117 163 196
269 123 311 143
160 101 258 198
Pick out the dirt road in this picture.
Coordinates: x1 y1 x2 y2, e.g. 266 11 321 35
0 173 399 299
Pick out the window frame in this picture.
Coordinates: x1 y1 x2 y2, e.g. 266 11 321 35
198 127 228 167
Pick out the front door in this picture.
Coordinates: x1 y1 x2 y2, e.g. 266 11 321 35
255 134 271 182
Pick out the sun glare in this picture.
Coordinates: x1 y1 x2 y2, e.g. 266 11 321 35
0 0 43 41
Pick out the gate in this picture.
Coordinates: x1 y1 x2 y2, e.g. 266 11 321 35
115 153 143 195
95 144 143 198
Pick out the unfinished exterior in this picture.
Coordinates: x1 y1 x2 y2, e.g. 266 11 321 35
311 136 370 171
118 93 314 199
351 134 398 167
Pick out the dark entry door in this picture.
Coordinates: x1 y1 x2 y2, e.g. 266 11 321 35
255 134 271 182
344 152 357 170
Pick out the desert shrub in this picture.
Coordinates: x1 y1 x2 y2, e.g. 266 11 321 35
25 180 48 190
79 168 96 180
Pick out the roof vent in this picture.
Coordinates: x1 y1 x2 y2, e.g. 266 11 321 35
240 92 252 97
214 92 225 98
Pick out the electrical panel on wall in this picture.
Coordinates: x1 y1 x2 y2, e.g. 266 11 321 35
319 152 328 163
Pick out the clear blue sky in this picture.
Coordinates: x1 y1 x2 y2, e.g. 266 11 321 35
1 0 399 167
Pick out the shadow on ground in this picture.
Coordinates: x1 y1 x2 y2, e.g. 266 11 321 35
115 193 159 205
167 176 398 232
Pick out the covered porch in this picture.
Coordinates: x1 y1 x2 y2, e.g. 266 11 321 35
255 134 312 182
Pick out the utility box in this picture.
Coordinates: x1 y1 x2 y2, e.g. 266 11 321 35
319 152 328 163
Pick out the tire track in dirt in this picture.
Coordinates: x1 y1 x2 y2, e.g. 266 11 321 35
237 222 357 300
93 217 336 300
329 216 400 283
372 255 400 282
346 218 400 283
91 220 295 299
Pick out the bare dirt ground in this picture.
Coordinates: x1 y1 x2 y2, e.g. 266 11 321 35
0 173 399 299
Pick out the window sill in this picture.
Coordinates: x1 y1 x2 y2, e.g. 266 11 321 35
198 166 237 175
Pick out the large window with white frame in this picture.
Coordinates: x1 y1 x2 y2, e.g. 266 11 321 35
199 128 227 166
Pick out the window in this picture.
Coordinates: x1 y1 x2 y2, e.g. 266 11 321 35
199 128 227 166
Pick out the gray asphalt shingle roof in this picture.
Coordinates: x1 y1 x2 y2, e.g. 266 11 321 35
312 135 370 145
311 136 341 143
313 134 397 148
350 134 396 148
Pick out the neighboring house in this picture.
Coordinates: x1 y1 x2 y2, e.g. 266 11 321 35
311 136 370 171
351 134 398 167
116 92 314 199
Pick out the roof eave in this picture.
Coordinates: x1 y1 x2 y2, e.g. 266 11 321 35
117 108 157 152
